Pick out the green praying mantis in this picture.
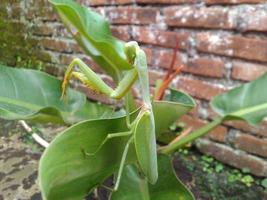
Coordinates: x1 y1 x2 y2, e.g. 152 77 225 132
61 41 158 189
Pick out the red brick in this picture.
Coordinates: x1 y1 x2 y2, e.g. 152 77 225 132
105 7 157 25
231 61 267 81
196 32 229 56
224 120 267 138
164 6 232 29
32 25 54 36
196 32 267 62
205 0 266 4
237 36 267 61
180 115 227 143
35 7 58 21
10 5 22 19
151 49 184 69
30 0 51 7
69 42 83 54
33 51 52 65
60 54 103 74
184 57 225 78
196 139 267 177
41 39 72 53
132 26 190 49
81 0 133 6
137 0 196 3
231 133 267 157
54 24 72 38
59 54 77 66
26 9 36 20
241 7 267 32
149 70 163 86
45 64 63 77
177 77 226 100
142 47 153 66
111 26 130 41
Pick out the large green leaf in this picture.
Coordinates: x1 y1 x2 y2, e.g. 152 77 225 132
110 154 195 200
39 115 137 200
49 0 132 80
39 95 194 200
161 74 267 153
0 65 117 124
211 72 267 125
153 89 196 136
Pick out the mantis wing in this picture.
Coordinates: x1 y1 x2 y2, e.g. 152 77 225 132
133 47 158 184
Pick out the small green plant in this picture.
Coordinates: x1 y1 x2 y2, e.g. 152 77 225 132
227 169 255 187
261 178 267 189
1 0 267 199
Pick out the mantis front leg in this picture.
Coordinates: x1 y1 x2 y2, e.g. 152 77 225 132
61 58 138 100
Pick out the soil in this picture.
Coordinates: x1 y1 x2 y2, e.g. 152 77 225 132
173 148 267 200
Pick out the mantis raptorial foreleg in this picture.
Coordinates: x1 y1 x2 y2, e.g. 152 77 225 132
61 58 138 100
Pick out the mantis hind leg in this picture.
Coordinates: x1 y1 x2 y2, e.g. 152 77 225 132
113 136 133 191
81 131 133 191
98 136 133 192
82 131 132 157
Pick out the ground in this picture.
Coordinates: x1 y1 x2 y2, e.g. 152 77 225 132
174 149 267 200
0 119 266 200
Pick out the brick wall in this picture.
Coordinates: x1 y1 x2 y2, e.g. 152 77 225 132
1 0 267 176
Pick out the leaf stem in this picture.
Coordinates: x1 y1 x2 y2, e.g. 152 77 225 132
159 117 223 154
18 120 49 148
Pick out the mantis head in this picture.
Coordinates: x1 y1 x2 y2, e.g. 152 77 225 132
124 41 140 65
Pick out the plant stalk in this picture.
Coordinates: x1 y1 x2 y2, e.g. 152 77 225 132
159 117 223 154
19 120 49 148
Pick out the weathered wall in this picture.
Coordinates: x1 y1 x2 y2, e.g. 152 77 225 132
1 0 267 176
0 0 51 69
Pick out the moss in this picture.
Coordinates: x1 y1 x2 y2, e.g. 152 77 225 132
0 0 49 70
174 148 267 200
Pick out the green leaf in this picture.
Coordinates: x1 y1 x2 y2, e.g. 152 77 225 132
39 98 194 200
261 178 267 188
110 154 195 200
161 74 267 153
0 65 118 124
49 0 132 80
153 89 196 136
66 101 125 124
39 89 194 199
165 88 195 106
39 116 137 200
134 111 158 184
211 72 267 125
